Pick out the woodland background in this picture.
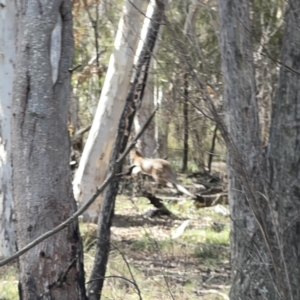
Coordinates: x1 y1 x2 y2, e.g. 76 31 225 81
1 0 299 300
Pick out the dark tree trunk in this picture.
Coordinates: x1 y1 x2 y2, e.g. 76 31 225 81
207 125 218 173
218 0 300 299
182 73 189 173
11 1 86 299
87 1 166 299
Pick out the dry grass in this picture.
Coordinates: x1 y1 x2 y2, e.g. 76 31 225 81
0 194 230 300
84 195 230 299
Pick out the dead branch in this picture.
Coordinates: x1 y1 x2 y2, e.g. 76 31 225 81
142 191 173 217
71 124 92 140
194 193 228 208
196 289 229 300
200 187 225 195
171 220 190 239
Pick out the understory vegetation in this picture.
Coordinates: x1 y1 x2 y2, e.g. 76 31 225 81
0 194 230 300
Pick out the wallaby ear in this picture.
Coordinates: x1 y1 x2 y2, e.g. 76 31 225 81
135 149 143 157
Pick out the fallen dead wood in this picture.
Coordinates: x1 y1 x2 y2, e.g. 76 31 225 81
71 124 92 140
196 289 229 300
154 196 189 201
171 220 190 239
193 178 223 190
142 191 174 217
200 187 224 195
152 192 228 208
194 192 228 208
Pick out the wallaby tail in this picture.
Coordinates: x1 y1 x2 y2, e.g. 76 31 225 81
175 183 196 199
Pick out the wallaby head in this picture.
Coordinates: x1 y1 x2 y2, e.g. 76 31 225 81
134 149 144 158
130 147 144 163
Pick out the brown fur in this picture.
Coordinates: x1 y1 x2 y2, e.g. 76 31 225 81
130 149 196 199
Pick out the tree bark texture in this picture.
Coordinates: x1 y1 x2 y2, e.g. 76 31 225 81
87 1 166 299
219 0 300 299
0 0 17 257
266 1 300 298
12 1 86 299
207 125 217 173
181 1 198 172
182 73 189 172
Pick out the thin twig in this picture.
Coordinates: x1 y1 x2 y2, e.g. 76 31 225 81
0 106 159 267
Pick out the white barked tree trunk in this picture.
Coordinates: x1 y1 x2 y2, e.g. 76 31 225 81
0 0 17 257
73 0 147 222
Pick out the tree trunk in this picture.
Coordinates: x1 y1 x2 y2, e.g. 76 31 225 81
134 0 161 158
218 1 271 299
182 73 189 172
87 2 166 299
181 1 198 172
266 1 300 298
134 66 156 157
154 78 169 158
0 0 17 257
11 1 86 299
73 0 147 222
207 125 218 173
218 0 300 299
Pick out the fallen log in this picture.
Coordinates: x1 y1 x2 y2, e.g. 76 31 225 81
142 191 174 217
194 192 228 208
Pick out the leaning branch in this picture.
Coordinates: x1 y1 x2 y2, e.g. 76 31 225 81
0 106 158 267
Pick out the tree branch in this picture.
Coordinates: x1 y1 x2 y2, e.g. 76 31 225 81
0 106 158 267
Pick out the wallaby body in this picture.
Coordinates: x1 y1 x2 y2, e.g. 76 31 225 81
130 149 196 199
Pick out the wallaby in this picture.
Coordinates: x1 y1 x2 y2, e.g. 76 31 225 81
130 149 197 199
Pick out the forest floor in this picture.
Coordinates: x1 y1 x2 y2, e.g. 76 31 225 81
0 187 230 300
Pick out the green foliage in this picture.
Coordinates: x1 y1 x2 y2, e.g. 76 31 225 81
0 264 18 300
180 225 229 247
